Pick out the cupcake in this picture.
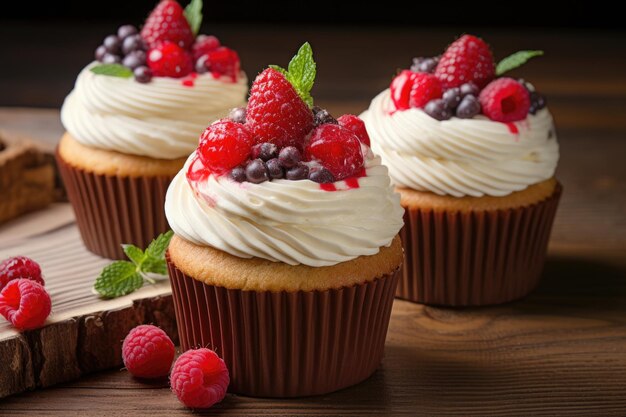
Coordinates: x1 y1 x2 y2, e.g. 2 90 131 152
166 43 404 397
57 0 247 259
362 35 561 306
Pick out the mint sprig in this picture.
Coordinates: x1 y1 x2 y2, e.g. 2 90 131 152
90 64 133 78
496 50 544 76
270 42 316 107
93 231 174 299
184 0 203 36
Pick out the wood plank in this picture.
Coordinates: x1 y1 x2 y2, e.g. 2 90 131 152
1 270 626 417
0 224 176 398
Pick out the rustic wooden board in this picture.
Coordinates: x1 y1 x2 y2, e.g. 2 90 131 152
0 220 178 398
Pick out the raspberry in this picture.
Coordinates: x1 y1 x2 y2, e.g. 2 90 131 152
122 325 175 379
246 68 314 150
390 70 442 111
192 35 221 61
196 120 254 176
170 348 229 409
337 114 371 147
0 279 51 330
140 0 194 49
435 34 495 89
200 47 240 82
305 124 364 181
147 42 193 78
479 78 531 122
0 256 44 292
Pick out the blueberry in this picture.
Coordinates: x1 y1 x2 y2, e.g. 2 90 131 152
311 105 323 115
103 35 121 54
278 146 301 168
417 58 437 73
122 34 146 55
266 158 284 179
102 53 121 64
424 99 452 121
455 95 481 119
229 166 246 182
286 163 309 180
245 159 269 184
442 88 462 109
410 57 425 72
309 167 335 184
117 25 138 40
228 107 246 124
194 55 208 74
313 108 338 126
459 82 479 97
533 92 547 109
133 66 153 83
252 142 278 161
95 45 107 62
122 51 146 70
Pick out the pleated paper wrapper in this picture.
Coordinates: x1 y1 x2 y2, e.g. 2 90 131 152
397 184 562 306
57 151 173 260
168 256 400 397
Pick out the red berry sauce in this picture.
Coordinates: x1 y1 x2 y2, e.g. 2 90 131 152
505 122 519 135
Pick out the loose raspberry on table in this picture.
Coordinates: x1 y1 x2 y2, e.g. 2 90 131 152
305 124 364 181
0 279 51 330
246 68 314 150
140 0 194 49
435 34 495 89
390 70 442 111
170 348 229 409
122 325 175 379
337 114 371 146
147 42 193 78
479 77 531 123
196 120 254 176
0 256 44 291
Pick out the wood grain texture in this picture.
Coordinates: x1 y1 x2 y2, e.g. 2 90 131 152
1 27 626 415
0 225 177 398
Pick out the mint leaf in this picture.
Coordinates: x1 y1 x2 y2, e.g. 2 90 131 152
93 261 143 299
269 43 316 107
496 50 544 76
122 244 145 265
283 42 316 107
269 65 288 77
184 0 203 35
145 230 174 260
142 258 168 276
90 64 133 78
93 231 173 299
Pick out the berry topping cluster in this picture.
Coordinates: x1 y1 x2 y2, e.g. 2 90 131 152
93 0 240 83
390 34 546 123
187 43 371 187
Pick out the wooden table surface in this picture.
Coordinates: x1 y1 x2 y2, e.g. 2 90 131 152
1 27 626 416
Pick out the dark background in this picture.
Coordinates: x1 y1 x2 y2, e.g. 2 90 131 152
2 0 623 28
1 0 625 121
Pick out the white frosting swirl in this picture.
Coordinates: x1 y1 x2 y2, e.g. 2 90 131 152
165 150 404 267
61 63 248 159
361 89 559 197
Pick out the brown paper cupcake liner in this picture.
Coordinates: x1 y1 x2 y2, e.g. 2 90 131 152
56 150 173 259
167 256 400 397
397 184 562 306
